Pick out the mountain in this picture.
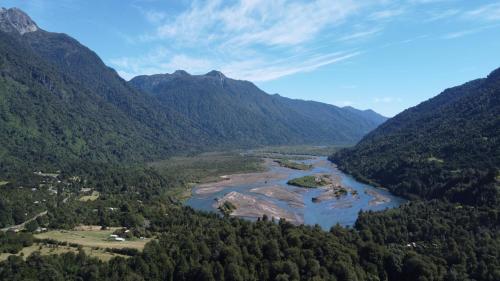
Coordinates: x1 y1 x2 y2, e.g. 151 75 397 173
0 7 212 177
332 68 500 204
0 7 385 178
129 71 387 146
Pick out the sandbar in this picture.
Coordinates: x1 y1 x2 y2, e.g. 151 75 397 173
195 159 288 195
250 185 305 208
365 189 391 206
214 191 303 224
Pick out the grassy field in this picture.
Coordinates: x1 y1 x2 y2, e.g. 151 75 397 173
35 228 150 250
253 145 349 156
150 151 265 200
79 191 100 202
287 175 331 188
0 243 127 262
275 159 312 170
0 181 8 186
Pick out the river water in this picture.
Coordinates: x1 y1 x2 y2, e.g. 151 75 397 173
186 156 406 230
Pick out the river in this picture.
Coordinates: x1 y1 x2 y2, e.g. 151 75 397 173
186 156 406 230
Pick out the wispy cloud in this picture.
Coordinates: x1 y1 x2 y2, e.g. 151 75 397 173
112 0 375 81
109 0 500 82
424 9 460 22
153 0 361 47
442 24 499 39
465 3 500 21
374 97 403 103
338 28 381 42
369 8 405 20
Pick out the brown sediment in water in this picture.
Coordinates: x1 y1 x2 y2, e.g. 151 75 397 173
250 185 305 208
365 189 391 206
329 201 353 209
195 159 288 195
214 191 303 224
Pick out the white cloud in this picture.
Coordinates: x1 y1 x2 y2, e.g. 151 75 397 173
442 24 498 40
465 3 500 21
112 0 373 81
222 51 361 81
154 0 362 47
369 8 405 20
374 97 402 103
338 28 381 42
442 28 479 39
424 9 460 22
111 0 500 82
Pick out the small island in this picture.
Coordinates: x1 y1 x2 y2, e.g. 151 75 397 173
287 175 331 188
275 159 312 170
218 201 237 216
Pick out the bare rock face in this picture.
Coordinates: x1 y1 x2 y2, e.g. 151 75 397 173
0 7 38 35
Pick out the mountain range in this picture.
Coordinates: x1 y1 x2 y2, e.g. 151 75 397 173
130 71 386 146
0 7 386 176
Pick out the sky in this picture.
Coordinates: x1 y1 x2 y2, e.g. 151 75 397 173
2 0 500 116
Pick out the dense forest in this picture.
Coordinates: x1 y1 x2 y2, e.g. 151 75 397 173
332 68 500 203
130 71 385 146
1 184 499 280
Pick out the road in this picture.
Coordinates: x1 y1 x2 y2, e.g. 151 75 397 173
0 211 48 232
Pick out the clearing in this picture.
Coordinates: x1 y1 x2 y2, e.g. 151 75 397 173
0 243 127 262
79 191 100 202
35 227 151 250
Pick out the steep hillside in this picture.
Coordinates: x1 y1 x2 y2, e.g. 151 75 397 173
332 68 500 204
0 8 210 176
130 71 387 146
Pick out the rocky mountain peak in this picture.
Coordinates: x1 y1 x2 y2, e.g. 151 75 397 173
205 70 226 87
0 7 38 35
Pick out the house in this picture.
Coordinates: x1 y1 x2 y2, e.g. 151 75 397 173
108 234 125 242
35 227 48 233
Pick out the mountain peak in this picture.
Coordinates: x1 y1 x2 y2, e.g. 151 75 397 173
487 67 500 81
205 70 226 78
0 7 38 35
172 70 190 76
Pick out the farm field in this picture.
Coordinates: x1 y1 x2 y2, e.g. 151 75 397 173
34 227 151 250
0 243 127 262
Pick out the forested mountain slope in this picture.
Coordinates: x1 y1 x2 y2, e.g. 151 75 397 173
0 7 385 178
0 9 214 177
332 68 500 204
130 71 387 146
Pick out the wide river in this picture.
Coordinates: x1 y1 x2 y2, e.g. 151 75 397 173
186 156 406 230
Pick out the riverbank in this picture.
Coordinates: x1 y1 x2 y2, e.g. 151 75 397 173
187 155 406 229
194 159 288 195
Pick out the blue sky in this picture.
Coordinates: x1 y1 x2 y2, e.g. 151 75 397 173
3 0 500 116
